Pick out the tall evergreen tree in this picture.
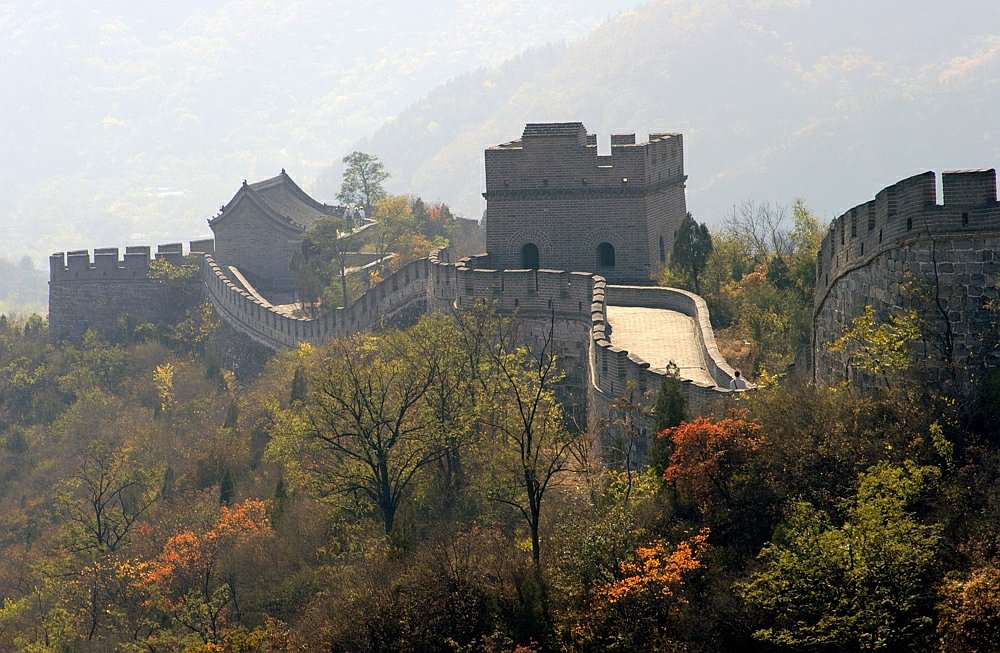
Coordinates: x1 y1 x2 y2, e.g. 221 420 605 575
671 212 713 294
219 468 235 505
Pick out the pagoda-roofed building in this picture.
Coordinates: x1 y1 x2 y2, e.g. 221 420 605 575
209 170 344 291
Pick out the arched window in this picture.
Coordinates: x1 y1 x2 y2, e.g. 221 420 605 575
521 243 540 269
597 242 615 268
659 235 665 262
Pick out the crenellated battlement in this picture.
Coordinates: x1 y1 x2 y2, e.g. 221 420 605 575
48 240 215 343
815 169 999 312
484 124 685 196
49 240 216 282
812 167 1000 389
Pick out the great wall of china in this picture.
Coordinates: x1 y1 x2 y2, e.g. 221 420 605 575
49 238 736 461
813 168 1000 388
47 121 1000 460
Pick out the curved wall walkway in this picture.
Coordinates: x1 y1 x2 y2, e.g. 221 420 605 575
201 247 740 452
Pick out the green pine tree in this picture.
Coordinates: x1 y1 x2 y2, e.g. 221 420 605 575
219 468 236 505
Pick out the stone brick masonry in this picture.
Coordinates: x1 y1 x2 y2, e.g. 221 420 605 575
813 168 1000 388
483 123 686 284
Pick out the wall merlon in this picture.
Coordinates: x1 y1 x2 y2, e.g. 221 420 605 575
943 169 997 206
49 253 65 276
189 238 216 254
895 171 936 216
93 250 119 272
814 166 1000 389
67 251 92 273
876 184 898 222
123 252 150 274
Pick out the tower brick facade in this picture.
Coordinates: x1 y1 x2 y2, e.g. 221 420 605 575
209 171 343 291
483 123 687 284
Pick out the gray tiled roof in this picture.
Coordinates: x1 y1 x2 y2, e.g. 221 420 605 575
247 172 340 229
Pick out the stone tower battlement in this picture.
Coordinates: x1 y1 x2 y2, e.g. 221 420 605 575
48 240 215 342
48 240 216 282
483 122 687 284
484 124 684 193
812 168 1000 387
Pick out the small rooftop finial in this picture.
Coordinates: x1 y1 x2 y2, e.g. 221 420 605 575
243 179 247 186
281 168 286 174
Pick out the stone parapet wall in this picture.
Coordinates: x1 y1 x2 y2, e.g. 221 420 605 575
49 241 212 282
589 286 732 421
426 250 596 417
602 285 737 388
203 246 736 422
201 254 431 350
426 250 734 445
816 169 999 311
813 168 1000 386
48 241 212 342
587 283 734 465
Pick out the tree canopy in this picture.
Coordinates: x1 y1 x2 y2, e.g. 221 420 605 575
670 212 713 294
337 151 389 217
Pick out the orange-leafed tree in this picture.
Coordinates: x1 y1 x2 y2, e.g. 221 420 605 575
138 499 272 648
661 415 763 513
394 231 436 268
575 530 709 651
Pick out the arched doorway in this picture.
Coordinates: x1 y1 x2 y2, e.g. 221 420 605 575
597 242 615 268
521 243 540 269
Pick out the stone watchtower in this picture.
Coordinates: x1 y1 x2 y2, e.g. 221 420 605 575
483 122 687 284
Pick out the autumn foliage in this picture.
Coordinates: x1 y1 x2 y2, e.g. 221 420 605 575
600 530 709 604
660 415 763 511
138 500 272 647
571 530 710 651
143 499 271 586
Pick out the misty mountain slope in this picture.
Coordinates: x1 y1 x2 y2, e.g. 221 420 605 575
356 0 1000 223
1 1 640 265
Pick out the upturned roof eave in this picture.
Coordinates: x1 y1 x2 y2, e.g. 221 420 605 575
266 170 339 216
208 185 307 235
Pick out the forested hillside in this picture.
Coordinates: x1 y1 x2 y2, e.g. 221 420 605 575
2 284 1000 650
349 0 1000 222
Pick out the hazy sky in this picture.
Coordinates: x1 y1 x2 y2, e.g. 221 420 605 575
2 1 641 180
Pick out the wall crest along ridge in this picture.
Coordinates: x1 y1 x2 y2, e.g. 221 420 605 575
812 168 1000 387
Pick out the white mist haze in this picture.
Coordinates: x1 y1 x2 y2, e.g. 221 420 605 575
2 0 639 264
